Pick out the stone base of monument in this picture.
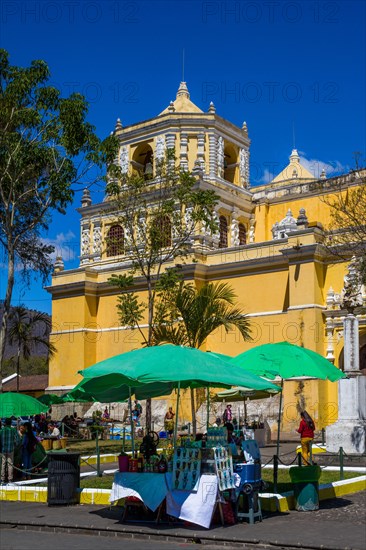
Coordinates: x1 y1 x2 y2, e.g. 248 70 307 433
326 420 366 454
326 374 366 454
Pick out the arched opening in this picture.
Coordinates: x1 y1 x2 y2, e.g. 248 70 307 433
224 143 238 184
151 215 172 249
131 142 154 180
106 224 124 257
219 215 228 248
238 223 247 245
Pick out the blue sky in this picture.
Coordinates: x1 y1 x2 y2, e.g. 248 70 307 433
1 0 365 314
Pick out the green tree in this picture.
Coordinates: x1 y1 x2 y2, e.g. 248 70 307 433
151 281 252 435
0 49 119 383
322 174 366 286
7 306 56 392
107 151 218 429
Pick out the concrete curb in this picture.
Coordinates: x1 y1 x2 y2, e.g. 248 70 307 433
1 475 364 509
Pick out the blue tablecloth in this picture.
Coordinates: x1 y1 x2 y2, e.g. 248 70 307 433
110 472 168 512
110 471 219 528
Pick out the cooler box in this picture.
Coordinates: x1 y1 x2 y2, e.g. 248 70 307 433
235 463 261 483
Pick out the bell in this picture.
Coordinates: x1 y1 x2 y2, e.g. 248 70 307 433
144 161 153 175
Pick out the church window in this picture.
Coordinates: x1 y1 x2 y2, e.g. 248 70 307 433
106 224 124 257
152 215 172 249
238 223 247 245
219 216 228 248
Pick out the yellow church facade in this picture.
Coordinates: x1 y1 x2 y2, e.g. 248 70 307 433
47 82 366 437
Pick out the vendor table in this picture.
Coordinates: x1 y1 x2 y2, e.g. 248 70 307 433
110 472 219 528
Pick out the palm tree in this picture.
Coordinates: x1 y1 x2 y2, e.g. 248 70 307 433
7 306 56 392
152 282 252 435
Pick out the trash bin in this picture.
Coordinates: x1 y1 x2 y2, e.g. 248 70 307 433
289 465 321 511
47 452 80 505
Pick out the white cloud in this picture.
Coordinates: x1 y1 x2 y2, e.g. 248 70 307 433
298 151 348 178
43 231 78 263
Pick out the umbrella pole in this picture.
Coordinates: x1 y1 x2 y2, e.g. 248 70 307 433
173 382 181 450
206 387 210 432
276 379 284 457
129 388 135 457
274 379 284 493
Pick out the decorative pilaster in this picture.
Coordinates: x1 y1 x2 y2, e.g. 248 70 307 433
196 133 206 172
119 145 129 174
166 133 176 168
155 136 165 163
180 132 189 171
325 317 335 361
239 147 250 187
208 133 217 178
217 136 224 178
249 217 256 243
231 212 240 247
92 221 102 260
80 222 90 265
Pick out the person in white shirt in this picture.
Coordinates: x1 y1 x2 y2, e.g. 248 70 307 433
48 423 60 438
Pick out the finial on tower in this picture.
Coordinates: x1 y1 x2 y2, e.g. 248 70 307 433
168 101 176 113
208 101 216 113
115 118 123 132
242 121 248 134
176 81 190 99
289 148 300 164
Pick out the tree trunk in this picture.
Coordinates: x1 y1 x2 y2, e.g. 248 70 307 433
16 348 21 393
190 387 197 437
145 276 153 433
0 250 15 391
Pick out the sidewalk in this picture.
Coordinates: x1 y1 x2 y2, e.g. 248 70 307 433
1 491 365 550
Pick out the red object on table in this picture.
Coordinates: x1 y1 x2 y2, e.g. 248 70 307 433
118 455 129 472
129 458 138 472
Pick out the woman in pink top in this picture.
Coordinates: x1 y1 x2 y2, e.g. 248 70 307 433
297 410 315 465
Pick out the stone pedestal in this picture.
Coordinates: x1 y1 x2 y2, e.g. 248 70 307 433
326 375 366 453
326 314 366 454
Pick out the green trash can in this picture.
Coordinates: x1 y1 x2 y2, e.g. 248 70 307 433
289 465 321 511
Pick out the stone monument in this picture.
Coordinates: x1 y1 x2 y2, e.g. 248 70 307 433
326 259 366 453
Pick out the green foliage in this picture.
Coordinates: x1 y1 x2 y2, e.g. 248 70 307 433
0 49 119 372
107 152 218 348
2 355 48 377
152 281 252 348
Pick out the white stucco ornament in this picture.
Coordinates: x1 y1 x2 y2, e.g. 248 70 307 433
155 136 165 162
239 148 250 185
92 226 102 254
217 136 224 176
119 146 129 174
81 228 90 256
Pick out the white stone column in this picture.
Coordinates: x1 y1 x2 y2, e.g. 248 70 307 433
326 314 366 454
80 221 91 265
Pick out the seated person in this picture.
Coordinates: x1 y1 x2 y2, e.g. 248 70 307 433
102 407 110 420
225 422 242 445
47 423 61 438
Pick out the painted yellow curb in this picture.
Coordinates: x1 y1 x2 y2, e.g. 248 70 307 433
1 476 364 508
296 445 326 455
260 475 366 512
80 453 119 466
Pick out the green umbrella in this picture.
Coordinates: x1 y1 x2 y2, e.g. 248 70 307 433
77 344 279 400
61 388 96 402
213 385 280 424
0 392 49 417
231 341 346 382
76 344 280 449
38 393 65 406
231 341 346 474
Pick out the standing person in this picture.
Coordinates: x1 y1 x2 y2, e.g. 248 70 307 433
223 404 233 426
297 410 315 465
134 400 142 419
21 422 37 479
0 418 20 484
164 407 175 438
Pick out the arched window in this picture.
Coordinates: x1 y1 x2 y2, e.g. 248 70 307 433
219 216 228 248
106 225 124 257
152 215 172 249
238 223 247 245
